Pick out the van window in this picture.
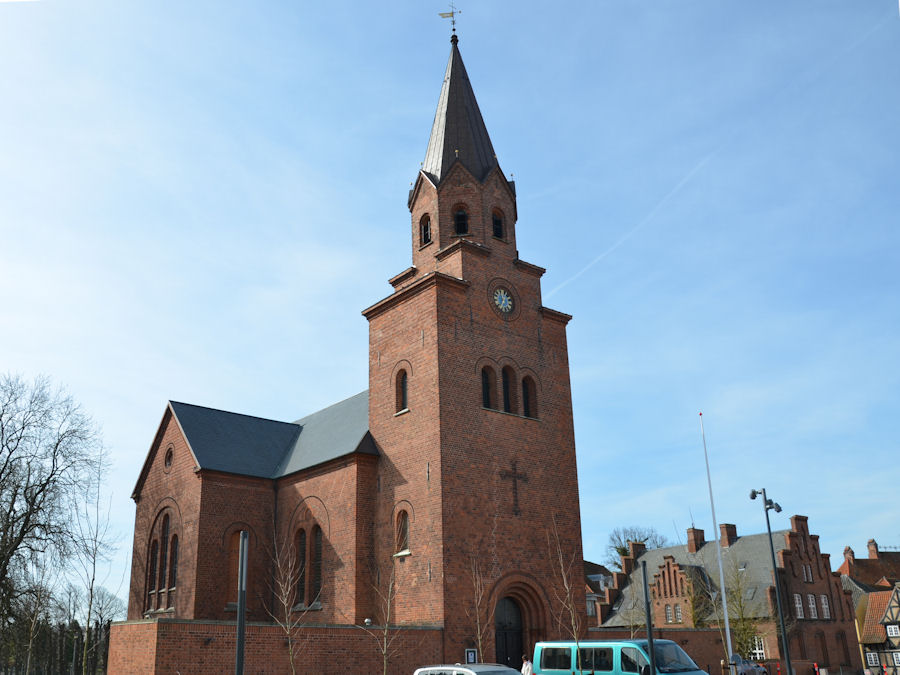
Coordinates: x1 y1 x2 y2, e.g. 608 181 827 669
654 642 700 673
622 647 649 673
579 647 614 671
541 646 573 670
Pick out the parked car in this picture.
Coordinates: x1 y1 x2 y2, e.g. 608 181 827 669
730 655 767 675
414 664 521 675
532 639 709 675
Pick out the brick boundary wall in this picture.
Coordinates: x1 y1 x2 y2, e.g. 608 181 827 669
109 619 443 675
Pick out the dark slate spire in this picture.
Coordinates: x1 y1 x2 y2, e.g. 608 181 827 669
422 35 498 185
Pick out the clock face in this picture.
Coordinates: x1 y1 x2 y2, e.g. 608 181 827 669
493 287 514 313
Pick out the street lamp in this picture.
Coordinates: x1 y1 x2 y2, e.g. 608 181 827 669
750 488 792 675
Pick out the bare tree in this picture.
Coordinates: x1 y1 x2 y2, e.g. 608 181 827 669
0 374 100 613
71 452 116 675
465 551 495 662
264 528 316 675
356 560 402 675
604 526 669 571
21 551 59 675
547 515 584 645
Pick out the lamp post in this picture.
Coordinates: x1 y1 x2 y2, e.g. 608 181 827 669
750 488 792 675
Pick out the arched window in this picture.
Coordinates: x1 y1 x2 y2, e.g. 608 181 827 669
227 531 242 603
147 540 158 609
420 215 432 246
501 366 517 414
454 207 468 235
837 631 851 665
492 210 504 239
674 604 683 623
522 376 537 418
665 604 673 623
168 535 178 589
311 525 323 604
158 515 169 595
396 370 408 412
296 528 307 606
396 510 410 553
481 366 496 409
816 632 829 666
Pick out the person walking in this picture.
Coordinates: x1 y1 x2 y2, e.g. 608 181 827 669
521 654 533 675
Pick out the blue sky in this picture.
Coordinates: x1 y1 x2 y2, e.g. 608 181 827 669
2 1 898 597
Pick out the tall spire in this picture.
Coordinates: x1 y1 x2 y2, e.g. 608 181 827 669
421 35 499 186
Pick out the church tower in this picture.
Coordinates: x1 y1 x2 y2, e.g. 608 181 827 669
363 34 586 668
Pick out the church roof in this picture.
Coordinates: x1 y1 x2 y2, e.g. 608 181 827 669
421 35 498 185
168 390 374 480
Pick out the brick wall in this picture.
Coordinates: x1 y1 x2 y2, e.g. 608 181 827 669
109 619 443 675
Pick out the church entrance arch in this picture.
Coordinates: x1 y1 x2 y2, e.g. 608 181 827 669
495 596 523 670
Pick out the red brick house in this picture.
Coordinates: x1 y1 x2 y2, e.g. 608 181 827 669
108 33 586 675
839 539 900 672
590 517 861 675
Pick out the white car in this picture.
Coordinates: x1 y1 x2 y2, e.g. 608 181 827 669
414 665 521 675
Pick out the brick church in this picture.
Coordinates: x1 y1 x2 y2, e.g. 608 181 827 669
108 32 587 675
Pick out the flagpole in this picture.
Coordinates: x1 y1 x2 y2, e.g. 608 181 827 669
700 412 735 666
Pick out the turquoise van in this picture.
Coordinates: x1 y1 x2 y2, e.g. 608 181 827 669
532 639 709 675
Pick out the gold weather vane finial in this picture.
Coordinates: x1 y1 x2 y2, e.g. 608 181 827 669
439 2 461 34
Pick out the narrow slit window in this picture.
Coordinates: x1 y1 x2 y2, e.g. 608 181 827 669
492 211 504 238
454 207 468 235
168 535 178 589
420 215 432 246
396 510 410 553
311 525 323 603
481 366 496 409
522 376 537 418
501 366 518 414
296 528 307 606
396 370 408 412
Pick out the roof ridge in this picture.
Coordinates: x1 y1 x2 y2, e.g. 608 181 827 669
170 400 299 427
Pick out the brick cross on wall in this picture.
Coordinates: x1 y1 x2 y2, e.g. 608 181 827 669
500 460 528 516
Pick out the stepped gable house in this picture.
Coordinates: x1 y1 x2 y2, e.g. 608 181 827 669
592 517 861 675
109 33 587 675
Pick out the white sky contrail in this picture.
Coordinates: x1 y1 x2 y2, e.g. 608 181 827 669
545 146 721 300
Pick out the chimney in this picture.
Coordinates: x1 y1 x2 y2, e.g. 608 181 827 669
628 541 647 559
687 528 705 554
868 539 879 559
844 546 855 564
720 523 738 547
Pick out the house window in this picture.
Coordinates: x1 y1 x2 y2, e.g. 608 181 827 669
522 376 537 418
396 510 410 553
492 210 504 239
794 593 804 619
586 598 597 617
481 366 496 409
675 604 683 623
420 215 432 246
296 528 307 606
892 653 900 667
665 604 673 623
808 594 818 619
454 207 468 235
887 624 900 638
865 653 879 667
750 636 766 660
396 370 408 412
311 525 323 603
821 595 830 619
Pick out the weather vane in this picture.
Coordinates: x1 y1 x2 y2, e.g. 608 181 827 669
439 2 461 34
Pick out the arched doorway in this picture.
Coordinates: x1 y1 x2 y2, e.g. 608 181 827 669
495 596 523 669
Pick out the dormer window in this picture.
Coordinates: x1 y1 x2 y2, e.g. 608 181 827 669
420 215 432 246
492 210 504 239
454 207 469 235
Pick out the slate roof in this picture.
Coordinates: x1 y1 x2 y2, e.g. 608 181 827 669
168 390 374 480
602 532 788 627
859 590 891 644
842 574 881 611
421 35 499 186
